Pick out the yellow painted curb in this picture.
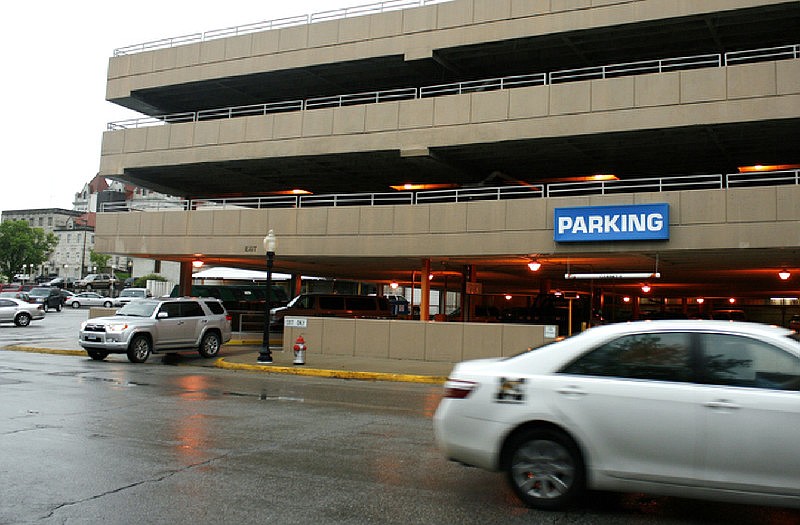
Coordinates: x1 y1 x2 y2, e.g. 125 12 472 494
215 358 446 384
6 345 85 357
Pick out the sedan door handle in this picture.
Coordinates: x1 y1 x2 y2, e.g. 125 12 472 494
557 386 587 397
704 399 741 410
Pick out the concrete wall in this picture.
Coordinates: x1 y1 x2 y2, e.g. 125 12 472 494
281 317 557 362
94 184 800 260
106 0 783 101
99 59 800 176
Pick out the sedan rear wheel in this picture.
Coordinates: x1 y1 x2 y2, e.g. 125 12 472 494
71 302 81 309
198 332 222 358
127 334 152 363
103 301 112 308
14 312 32 327
505 428 585 510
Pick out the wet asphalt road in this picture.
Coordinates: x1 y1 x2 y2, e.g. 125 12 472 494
2 313 800 524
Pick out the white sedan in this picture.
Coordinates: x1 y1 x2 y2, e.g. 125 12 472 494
64 292 114 309
434 320 800 510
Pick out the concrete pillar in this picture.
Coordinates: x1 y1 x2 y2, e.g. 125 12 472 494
420 258 431 321
179 261 193 296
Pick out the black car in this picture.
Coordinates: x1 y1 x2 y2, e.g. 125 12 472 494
27 287 63 312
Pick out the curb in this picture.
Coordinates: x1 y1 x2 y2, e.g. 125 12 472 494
6 345 86 357
215 358 447 384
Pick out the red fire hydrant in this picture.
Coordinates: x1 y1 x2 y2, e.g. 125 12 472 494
293 335 306 365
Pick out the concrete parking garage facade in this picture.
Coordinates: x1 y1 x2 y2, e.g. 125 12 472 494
96 0 800 333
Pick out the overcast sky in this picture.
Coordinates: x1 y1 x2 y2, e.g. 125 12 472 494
0 0 378 215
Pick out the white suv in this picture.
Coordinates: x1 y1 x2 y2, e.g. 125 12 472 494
114 287 152 306
79 297 232 363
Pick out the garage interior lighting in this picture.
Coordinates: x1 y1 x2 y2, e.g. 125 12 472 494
778 269 791 280
738 164 800 173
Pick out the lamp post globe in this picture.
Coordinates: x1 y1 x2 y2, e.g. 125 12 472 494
258 230 277 363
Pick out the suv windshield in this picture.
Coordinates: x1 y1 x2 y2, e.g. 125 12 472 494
117 300 159 317
28 288 51 297
119 289 144 298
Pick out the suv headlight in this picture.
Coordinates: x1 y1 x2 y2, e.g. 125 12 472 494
105 323 129 333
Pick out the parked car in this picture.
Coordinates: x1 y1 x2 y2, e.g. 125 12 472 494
0 291 33 303
59 289 75 304
711 309 747 321
0 283 23 293
114 287 152 306
27 287 63 312
74 273 119 291
0 298 45 327
47 276 76 289
79 297 232 363
65 292 114 309
434 320 800 510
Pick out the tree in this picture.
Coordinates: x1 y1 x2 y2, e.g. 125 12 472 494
0 220 58 282
89 250 112 273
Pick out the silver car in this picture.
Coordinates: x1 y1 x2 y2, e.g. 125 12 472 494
0 298 45 327
79 297 232 363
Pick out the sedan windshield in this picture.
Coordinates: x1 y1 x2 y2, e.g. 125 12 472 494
117 300 159 317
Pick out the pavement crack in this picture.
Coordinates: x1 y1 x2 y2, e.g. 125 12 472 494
39 455 228 519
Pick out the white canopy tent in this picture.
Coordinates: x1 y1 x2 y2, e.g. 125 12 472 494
192 266 292 281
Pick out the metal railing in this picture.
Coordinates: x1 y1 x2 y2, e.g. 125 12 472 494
113 0 452 56
99 170 800 212
107 43 799 130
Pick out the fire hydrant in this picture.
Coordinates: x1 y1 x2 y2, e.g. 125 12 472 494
293 335 306 365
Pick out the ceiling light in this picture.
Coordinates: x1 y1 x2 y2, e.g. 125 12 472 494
505 294 513 300
696 298 705 304
779 269 791 280
738 164 800 173
641 284 651 293
390 281 399 289
191 260 204 269
527 260 541 272
390 183 459 191
565 272 660 280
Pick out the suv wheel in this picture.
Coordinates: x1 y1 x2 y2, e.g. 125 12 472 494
127 334 152 363
55 302 62 312
198 332 222 358
87 350 108 361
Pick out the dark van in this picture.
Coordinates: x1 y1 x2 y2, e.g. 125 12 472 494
270 294 392 331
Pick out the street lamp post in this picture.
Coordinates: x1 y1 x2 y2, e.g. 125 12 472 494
258 230 277 364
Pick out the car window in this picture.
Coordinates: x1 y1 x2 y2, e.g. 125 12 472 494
180 302 205 317
204 301 225 315
159 302 181 318
699 333 800 391
0 299 15 307
561 332 693 382
346 297 375 310
319 296 345 309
